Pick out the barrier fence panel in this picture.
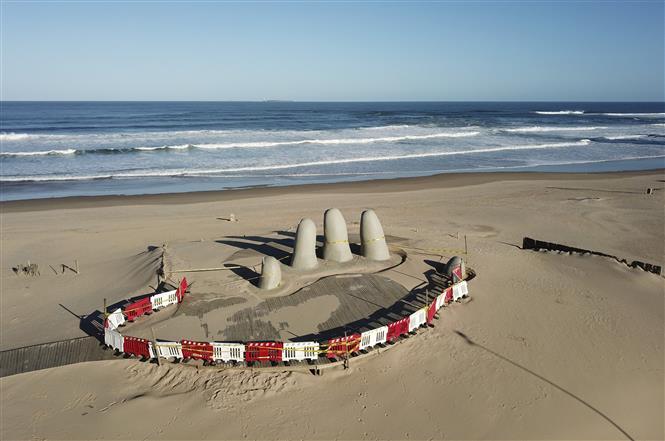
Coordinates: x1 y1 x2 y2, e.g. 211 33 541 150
150 290 177 310
359 326 388 350
122 297 153 322
408 308 427 332
283 342 319 362
444 287 453 304
156 341 183 360
123 336 153 359
427 300 438 324
104 328 124 352
212 342 245 363
325 334 361 359
387 317 409 343
181 340 214 362
106 308 125 330
245 342 284 363
435 292 446 311
453 281 469 301
452 265 464 283
177 278 188 303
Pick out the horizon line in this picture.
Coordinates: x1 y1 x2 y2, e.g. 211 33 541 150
1 99 664 103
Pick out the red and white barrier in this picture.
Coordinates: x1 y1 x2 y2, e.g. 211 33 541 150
444 286 453 304
106 308 125 330
176 278 188 303
283 342 319 362
427 300 437 324
181 340 214 362
122 297 153 322
245 342 284 363
325 334 360 359
387 317 409 343
212 342 245 363
150 289 177 310
435 292 446 311
359 326 388 350
104 328 124 352
452 281 468 301
408 308 427 332
155 341 183 360
102 278 472 368
123 336 154 359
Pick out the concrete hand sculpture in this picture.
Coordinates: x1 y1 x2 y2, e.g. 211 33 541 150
259 256 282 290
291 218 318 270
360 209 390 261
323 208 353 263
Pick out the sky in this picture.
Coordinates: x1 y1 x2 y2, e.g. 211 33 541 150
1 1 663 101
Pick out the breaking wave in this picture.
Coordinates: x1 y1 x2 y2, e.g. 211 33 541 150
0 139 591 182
602 135 647 140
0 133 41 141
0 149 77 157
1 131 481 157
503 126 606 133
534 110 585 115
601 113 665 117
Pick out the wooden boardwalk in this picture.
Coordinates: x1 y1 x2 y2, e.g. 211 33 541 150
0 336 117 378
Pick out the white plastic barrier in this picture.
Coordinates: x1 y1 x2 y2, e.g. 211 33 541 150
150 289 178 310
408 308 427 332
106 308 125 330
155 341 183 360
212 342 245 362
359 326 388 350
435 292 446 311
104 328 124 352
452 281 469 301
283 342 319 361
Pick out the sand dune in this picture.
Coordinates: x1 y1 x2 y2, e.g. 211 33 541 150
1 171 663 439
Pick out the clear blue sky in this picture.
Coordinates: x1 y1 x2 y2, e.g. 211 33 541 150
1 1 663 101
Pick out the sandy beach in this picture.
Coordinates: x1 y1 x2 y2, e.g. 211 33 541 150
1 170 663 440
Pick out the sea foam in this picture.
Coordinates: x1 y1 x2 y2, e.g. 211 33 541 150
0 139 591 182
534 110 585 115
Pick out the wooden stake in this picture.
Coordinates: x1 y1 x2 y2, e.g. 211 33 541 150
103 298 107 319
74 260 79 274
464 235 468 255
49 264 59 275
151 326 160 366
344 330 349 370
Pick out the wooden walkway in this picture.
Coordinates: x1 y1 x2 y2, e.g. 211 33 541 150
0 336 117 378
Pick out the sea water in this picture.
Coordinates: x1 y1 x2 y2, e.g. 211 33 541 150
1 101 663 201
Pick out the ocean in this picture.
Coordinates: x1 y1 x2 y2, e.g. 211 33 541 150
1 101 663 201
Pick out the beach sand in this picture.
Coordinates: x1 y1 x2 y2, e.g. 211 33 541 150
1 170 663 440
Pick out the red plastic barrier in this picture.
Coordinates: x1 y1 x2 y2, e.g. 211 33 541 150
122 297 153 321
245 342 284 363
124 336 152 358
325 334 360 359
427 299 437 324
177 277 188 303
386 317 409 343
181 340 213 361
452 265 463 283
444 287 453 304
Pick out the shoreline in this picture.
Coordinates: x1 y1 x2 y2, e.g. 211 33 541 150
2 168 663 213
